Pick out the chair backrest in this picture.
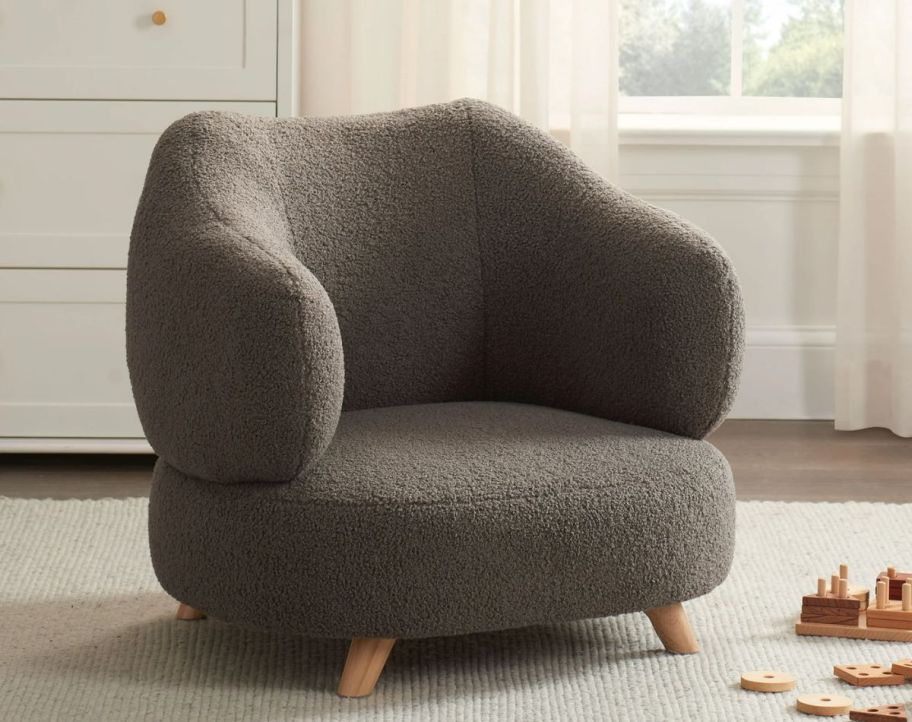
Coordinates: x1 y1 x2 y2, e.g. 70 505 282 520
129 99 743 483
128 101 496 482
266 102 486 410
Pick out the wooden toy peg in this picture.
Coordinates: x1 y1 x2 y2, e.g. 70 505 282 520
877 580 887 610
888 565 896 578
839 578 849 598
832 575 840 595
817 577 827 597
840 563 849 580
903 582 911 611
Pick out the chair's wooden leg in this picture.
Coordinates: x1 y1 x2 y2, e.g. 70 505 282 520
337 638 396 698
176 603 206 621
645 602 699 654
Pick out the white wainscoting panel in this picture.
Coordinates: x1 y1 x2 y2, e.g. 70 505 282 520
0 101 277 270
620 139 840 419
0 269 143 438
734 326 836 419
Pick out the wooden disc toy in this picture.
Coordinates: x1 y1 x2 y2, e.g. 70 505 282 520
797 694 853 716
740 671 797 692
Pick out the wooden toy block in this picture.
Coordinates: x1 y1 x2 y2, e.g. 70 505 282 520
849 704 908 721
796 611 912 642
797 694 852 716
864 601 912 622
852 586 872 609
803 594 863 610
833 586 870 609
834 664 906 687
803 579 869 608
868 602 912 620
891 659 912 677
867 618 912 630
740 671 796 692
801 607 860 626
877 570 912 601
801 591 868 624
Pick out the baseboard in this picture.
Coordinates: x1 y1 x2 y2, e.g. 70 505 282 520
729 325 835 420
0 438 153 454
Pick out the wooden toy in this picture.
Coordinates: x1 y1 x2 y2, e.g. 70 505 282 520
865 582 912 630
740 671 796 692
796 618 912 642
795 563 912 642
834 663 906 687
176 603 206 621
797 694 853 716
877 567 912 601
891 659 912 677
849 704 908 721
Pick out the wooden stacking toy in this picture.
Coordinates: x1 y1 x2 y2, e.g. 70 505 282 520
796 563 912 642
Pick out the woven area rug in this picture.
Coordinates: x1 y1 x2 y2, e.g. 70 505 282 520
2 498 912 721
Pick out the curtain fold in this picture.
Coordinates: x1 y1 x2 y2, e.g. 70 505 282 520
836 0 912 436
299 0 619 180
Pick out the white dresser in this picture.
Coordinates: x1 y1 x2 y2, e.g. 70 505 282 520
0 0 299 452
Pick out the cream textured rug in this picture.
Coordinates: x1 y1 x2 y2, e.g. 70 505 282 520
2 498 912 721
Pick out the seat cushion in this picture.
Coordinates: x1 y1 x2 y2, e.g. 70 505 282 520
149 402 735 639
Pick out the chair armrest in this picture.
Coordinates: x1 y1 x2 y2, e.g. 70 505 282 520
466 99 744 438
127 114 344 482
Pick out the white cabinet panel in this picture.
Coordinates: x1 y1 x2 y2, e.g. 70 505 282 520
0 0 277 100
0 269 141 438
0 1 294 449
0 100 276 269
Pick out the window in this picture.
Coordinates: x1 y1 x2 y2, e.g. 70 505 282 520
619 0 844 114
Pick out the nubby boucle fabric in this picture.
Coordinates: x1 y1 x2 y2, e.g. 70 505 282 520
126 99 744 639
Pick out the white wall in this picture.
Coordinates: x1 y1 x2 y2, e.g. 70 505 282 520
619 132 839 419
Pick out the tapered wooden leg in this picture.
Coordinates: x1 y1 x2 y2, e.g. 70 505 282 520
176 603 206 621
645 602 699 654
337 638 396 698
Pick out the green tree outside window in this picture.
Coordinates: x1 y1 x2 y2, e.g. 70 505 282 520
619 0 844 98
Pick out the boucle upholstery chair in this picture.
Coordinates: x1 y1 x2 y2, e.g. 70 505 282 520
126 98 744 698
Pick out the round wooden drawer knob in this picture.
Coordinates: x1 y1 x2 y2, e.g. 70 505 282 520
152 10 167 26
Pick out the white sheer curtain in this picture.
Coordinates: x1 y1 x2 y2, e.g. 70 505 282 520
836 0 912 436
300 0 618 180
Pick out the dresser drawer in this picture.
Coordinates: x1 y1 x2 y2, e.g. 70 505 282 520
0 100 276 269
0 269 142 439
0 0 277 100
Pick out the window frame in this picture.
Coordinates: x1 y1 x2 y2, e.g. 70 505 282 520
619 0 843 117
619 96 841 116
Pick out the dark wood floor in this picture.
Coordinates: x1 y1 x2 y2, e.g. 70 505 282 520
710 420 912 501
0 420 910 502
